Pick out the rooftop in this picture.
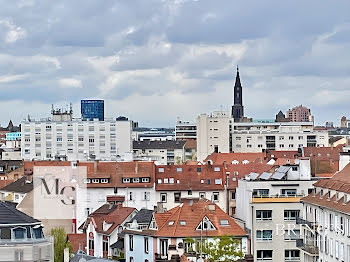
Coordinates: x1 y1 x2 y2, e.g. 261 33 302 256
0 201 39 225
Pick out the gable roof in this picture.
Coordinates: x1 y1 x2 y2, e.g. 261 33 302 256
86 204 136 235
130 209 154 224
0 176 33 193
0 201 39 225
67 233 86 253
154 199 246 238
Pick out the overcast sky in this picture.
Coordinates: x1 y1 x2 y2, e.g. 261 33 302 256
0 0 349 127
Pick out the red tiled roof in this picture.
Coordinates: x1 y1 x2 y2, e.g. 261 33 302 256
205 153 266 165
154 199 246 237
302 193 350 214
107 195 125 202
86 204 135 235
67 233 86 253
155 164 225 191
225 164 274 190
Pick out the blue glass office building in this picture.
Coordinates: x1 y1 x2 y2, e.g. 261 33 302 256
81 100 104 121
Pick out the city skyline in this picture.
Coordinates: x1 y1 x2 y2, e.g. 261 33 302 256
1 0 350 127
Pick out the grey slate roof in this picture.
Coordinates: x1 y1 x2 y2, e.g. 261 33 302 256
0 176 33 193
110 238 124 249
0 201 39 224
130 209 153 224
133 140 185 150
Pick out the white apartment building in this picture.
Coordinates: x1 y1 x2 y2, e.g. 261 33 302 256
236 159 317 262
232 122 329 153
175 119 197 140
21 117 132 161
299 153 350 262
133 140 186 165
196 111 231 161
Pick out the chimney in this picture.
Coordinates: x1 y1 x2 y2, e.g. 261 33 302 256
223 161 227 170
94 160 98 173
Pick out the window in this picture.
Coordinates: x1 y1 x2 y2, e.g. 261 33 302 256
289 136 294 140
143 192 150 201
253 189 269 197
164 178 168 184
256 230 272 241
257 250 272 261
133 178 139 183
196 216 216 231
158 168 164 173
212 192 219 201
103 238 108 256
101 179 108 183
129 235 133 251
0 228 11 239
285 250 300 261
188 190 192 195
284 210 299 221
256 210 272 221
169 178 174 184
15 250 23 261
160 193 167 203
13 227 26 240
180 221 186 226
174 193 181 203
215 179 222 185
160 239 168 258
123 178 130 183
196 167 202 172
168 221 174 226
199 192 206 199
284 230 300 240
92 179 99 183
33 228 43 239
214 167 220 172
281 189 297 196
220 220 229 226
144 237 149 254
142 178 150 183
292 166 298 171
177 167 182 172
231 191 236 200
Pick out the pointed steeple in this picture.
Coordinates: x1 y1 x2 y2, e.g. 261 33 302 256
234 66 241 88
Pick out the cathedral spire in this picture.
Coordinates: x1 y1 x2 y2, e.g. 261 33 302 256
231 65 244 121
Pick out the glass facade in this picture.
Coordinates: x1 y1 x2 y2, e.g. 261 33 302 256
81 100 104 121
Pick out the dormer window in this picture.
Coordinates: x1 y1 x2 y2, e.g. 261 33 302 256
196 217 216 231
344 194 348 203
92 179 99 183
168 221 174 226
133 178 140 183
142 178 150 183
101 179 108 183
320 189 324 196
327 191 331 199
123 178 130 183
12 227 26 240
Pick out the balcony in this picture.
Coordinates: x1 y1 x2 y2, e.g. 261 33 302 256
296 217 314 228
296 239 318 256
252 194 303 203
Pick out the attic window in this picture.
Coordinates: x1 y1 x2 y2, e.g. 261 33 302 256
92 179 99 183
196 217 216 231
168 221 174 226
101 179 108 183
123 178 130 183
220 220 229 226
242 160 249 164
180 221 186 226
232 160 239 165
142 178 150 183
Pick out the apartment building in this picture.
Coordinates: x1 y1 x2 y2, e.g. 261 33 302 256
155 164 227 213
124 198 248 262
21 109 132 161
196 111 231 161
232 122 329 153
287 105 314 122
236 158 316 262
133 140 186 164
299 158 350 262
175 119 197 140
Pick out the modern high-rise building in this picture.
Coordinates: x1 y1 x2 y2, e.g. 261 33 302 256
81 100 104 121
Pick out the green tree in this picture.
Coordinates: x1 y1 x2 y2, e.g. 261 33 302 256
50 227 73 262
201 235 244 262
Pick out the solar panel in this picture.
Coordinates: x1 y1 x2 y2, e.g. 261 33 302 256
271 172 287 180
248 172 259 180
259 172 272 180
277 166 291 173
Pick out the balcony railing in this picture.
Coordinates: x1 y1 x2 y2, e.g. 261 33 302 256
296 239 318 256
296 217 314 227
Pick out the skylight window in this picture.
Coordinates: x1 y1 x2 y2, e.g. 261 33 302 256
168 221 174 226
220 220 229 226
180 221 186 226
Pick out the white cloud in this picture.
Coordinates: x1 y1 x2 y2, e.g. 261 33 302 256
59 78 82 88
0 74 27 83
0 20 26 43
